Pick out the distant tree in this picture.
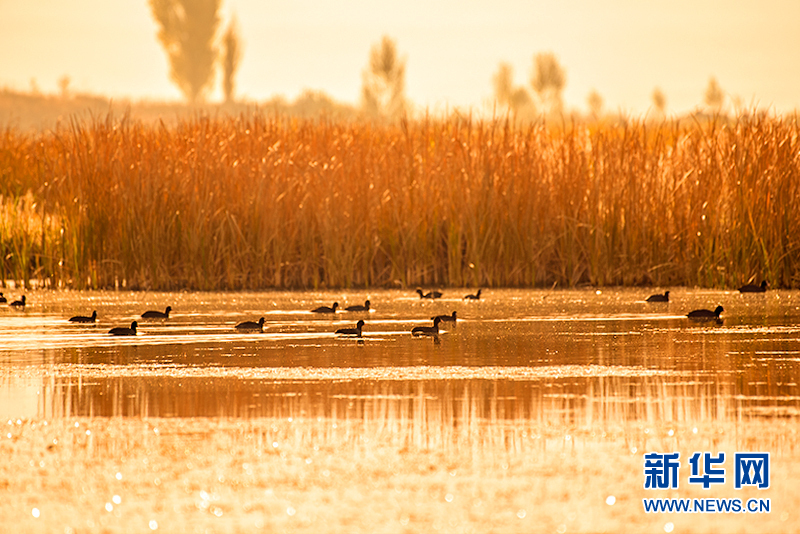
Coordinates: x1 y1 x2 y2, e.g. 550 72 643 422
149 0 222 103
704 76 724 112
361 35 407 119
493 62 514 106
58 75 71 99
221 17 242 104
492 62 534 114
651 87 667 115
586 89 603 119
530 52 566 115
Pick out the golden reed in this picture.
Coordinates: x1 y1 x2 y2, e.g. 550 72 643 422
1 112 798 290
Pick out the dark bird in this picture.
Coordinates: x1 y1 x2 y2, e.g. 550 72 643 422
412 316 442 336
235 317 266 332
687 306 724 321
464 289 482 300
311 302 338 313
738 281 768 293
141 306 171 320
69 310 97 323
416 289 443 299
345 300 370 312
9 295 26 309
0 293 6 304
109 321 137 336
431 311 457 323
646 291 670 303
335 319 365 337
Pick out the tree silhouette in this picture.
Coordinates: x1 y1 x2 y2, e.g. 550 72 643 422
149 0 221 103
361 36 407 119
704 77 724 112
651 87 667 116
221 18 242 104
493 62 514 105
492 62 534 115
58 75 71 99
530 52 566 116
586 89 603 119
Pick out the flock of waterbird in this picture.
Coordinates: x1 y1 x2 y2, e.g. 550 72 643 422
0 293 26 309
0 289 474 338
287 290 468 338
645 280 769 322
88 289 471 338
0 281 769 338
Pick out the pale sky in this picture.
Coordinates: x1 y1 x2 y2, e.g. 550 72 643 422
1 0 799 115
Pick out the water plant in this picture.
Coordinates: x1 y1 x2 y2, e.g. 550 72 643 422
0 111 797 290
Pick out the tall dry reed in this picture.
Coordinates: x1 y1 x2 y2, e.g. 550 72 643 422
0 112 798 290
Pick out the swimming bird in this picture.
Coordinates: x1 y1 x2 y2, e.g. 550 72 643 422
335 319 365 337
141 306 171 320
0 293 5 303
738 280 768 293
431 311 457 323
235 317 265 332
109 321 137 336
687 306 724 321
345 300 370 312
646 291 670 303
311 302 338 313
411 316 442 336
416 289 443 299
464 289 482 300
69 310 97 323
9 295 25 309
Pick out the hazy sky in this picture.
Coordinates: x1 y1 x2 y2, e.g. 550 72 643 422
2 0 799 115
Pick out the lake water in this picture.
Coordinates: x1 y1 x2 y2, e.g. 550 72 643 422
2 287 799 425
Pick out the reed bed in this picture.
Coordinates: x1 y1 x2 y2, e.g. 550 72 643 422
1 112 799 290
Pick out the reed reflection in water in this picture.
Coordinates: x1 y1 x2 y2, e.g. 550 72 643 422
36 371 796 429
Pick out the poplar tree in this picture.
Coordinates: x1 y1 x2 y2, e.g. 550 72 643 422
492 62 533 114
221 18 242 104
149 0 221 103
652 87 667 116
530 52 566 116
361 36 407 119
704 77 724 112
586 89 603 119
